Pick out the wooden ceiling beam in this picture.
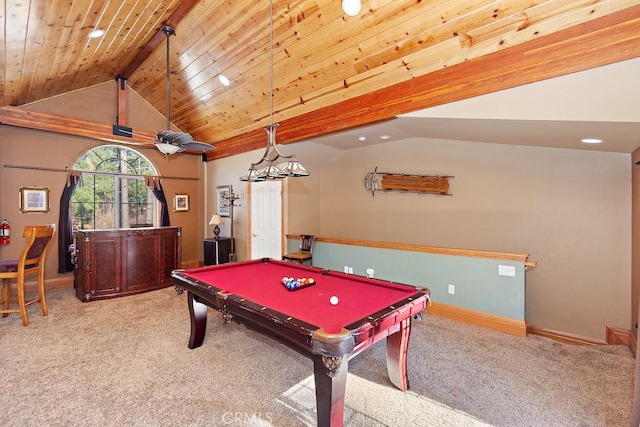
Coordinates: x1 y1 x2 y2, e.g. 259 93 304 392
0 106 156 147
116 77 128 126
206 4 640 161
0 106 208 155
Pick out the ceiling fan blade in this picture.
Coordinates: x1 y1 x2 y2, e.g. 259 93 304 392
186 141 215 151
156 130 214 152
156 130 193 145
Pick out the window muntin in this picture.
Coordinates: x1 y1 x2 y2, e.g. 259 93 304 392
72 145 158 230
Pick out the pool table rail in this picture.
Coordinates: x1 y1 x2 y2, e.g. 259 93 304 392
348 291 429 356
173 271 323 352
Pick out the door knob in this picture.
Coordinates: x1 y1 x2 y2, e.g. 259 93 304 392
252 233 258 237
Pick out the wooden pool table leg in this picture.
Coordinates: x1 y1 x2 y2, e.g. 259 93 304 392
386 317 412 391
188 291 208 349
313 354 348 427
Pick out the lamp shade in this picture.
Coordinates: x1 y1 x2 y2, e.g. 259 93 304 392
280 160 310 177
209 214 223 238
240 166 267 182
209 214 224 225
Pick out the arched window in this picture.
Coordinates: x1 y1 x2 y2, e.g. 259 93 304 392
72 145 159 230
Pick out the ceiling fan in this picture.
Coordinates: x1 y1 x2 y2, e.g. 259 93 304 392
154 26 214 155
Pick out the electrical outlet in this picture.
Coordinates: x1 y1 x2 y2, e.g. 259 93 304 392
348 267 353 274
498 265 516 277
448 284 455 295
344 266 349 273
366 268 374 278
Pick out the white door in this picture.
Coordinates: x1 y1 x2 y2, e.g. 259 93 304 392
249 180 282 259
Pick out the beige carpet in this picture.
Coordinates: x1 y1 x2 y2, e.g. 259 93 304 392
0 287 634 426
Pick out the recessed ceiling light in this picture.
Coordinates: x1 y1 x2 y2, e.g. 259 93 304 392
218 74 230 87
358 136 366 142
581 138 603 144
380 135 391 140
88 29 105 39
342 0 362 16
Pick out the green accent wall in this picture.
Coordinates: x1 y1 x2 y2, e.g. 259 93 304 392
287 239 526 320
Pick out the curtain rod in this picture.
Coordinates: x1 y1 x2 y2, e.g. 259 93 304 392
2 164 199 181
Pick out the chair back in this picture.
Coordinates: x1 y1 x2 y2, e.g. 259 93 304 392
21 225 56 270
299 235 315 254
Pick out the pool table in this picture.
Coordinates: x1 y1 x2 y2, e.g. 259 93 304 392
171 258 430 427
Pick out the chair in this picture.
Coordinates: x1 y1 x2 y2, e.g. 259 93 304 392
0 224 56 326
282 235 315 265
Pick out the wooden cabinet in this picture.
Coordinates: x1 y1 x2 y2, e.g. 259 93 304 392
203 237 233 265
73 227 181 302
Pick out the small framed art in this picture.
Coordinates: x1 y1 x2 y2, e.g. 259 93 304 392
217 185 231 217
173 194 190 212
19 187 50 213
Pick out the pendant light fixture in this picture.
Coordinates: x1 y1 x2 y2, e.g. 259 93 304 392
239 0 309 182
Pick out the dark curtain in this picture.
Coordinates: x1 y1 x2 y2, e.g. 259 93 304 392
145 176 171 227
57 170 83 273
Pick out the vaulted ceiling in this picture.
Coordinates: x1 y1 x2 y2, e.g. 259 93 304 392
1 1 639 160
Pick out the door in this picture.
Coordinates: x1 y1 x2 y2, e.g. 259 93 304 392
249 180 282 259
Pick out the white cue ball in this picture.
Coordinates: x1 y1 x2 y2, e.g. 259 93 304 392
330 296 339 305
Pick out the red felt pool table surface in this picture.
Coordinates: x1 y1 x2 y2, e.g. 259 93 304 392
182 259 420 334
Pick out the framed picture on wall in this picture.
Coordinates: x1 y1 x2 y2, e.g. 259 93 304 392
217 185 231 217
173 194 190 212
19 187 50 213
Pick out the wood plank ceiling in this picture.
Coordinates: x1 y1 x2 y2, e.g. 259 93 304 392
1 0 639 160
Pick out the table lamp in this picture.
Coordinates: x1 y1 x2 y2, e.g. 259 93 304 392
209 214 223 238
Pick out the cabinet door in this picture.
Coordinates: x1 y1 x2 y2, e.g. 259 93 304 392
122 232 159 292
89 234 122 298
217 238 232 264
160 230 181 285
203 240 217 265
204 238 232 265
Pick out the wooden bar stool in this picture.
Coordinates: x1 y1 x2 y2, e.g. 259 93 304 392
0 224 56 326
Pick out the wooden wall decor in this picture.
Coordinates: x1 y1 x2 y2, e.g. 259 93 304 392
364 168 453 196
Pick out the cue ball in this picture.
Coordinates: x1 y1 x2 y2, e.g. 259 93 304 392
330 296 339 305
